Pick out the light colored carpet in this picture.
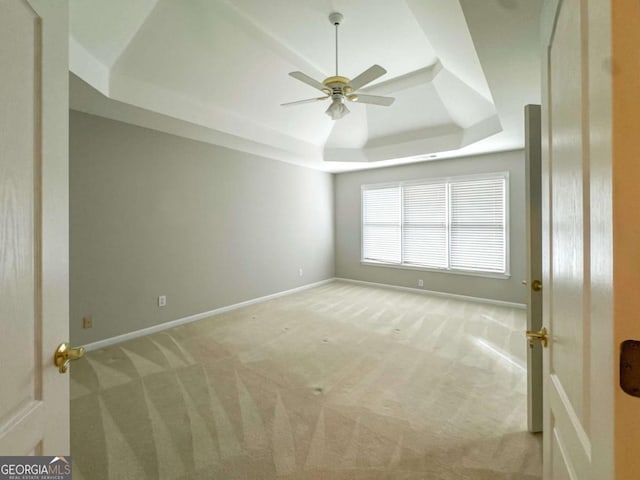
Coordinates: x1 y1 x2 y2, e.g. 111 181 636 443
71 280 541 479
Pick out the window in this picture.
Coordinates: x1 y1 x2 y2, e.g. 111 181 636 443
361 173 508 276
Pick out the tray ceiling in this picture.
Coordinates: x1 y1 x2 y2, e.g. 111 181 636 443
69 0 542 172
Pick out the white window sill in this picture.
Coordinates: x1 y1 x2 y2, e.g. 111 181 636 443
360 260 511 280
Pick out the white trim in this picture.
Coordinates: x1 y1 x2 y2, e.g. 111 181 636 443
360 171 510 191
69 35 110 96
335 277 526 309
360 260 511 279
82 276 525 352
81 278 335 352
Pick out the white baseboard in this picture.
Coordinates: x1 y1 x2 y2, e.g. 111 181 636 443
83 276 525 352
82 278 336 352
335 277 527 310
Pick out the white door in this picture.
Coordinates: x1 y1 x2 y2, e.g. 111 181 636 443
0 0 69 455
539 0 615 478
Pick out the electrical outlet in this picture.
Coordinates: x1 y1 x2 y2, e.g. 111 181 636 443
298 268 303 277
158 295 167 307
418 279 424 287
82 316 93 329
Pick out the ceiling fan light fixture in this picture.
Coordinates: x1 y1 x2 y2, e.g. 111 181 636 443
326 96 350 120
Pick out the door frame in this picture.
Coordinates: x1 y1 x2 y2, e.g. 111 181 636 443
610 0 640 474
525 104 543 434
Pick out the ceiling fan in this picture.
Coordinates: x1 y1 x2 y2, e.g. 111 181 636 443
282 12 395 120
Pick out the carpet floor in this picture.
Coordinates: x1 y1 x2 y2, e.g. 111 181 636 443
71 280 541 479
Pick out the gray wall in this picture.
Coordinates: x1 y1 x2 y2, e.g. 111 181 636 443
70 111 335 344
335 150 527 304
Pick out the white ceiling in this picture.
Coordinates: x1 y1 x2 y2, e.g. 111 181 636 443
69 0 543 173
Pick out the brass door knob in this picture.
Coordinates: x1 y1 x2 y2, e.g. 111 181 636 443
531 280 542 292
526 327 549 348
54 342 85 374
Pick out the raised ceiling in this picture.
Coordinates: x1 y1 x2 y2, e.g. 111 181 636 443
69 0 543 172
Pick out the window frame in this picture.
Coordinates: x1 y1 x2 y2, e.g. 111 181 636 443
360 172 510 279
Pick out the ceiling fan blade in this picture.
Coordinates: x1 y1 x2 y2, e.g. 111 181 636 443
350 94 395 106
281 96 329 107
349 64 387 91
289 71 327 92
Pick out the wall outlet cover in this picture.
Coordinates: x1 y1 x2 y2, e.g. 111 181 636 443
158 295 167 307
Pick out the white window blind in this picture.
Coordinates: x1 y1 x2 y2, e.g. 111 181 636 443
361 173 508 275
362 186 401 263
449 178 506 273
402 183 448 268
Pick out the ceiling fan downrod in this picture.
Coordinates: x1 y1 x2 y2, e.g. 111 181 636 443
329 12 343 76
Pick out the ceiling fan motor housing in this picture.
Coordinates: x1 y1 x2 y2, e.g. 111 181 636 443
323 76 352 96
